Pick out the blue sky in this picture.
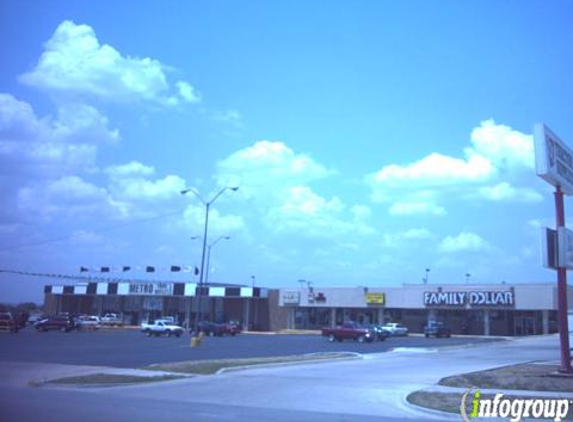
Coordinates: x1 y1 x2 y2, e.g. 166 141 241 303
1 0 573 302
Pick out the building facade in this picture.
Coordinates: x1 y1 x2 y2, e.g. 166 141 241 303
43 281 271 330
278 283 573 336
44 281 573 336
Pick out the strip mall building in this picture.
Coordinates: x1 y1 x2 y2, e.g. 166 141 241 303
44 281 573 336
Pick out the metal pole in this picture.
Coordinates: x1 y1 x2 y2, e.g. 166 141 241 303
555 186 572 373
197 202 210 327
205 245 212 285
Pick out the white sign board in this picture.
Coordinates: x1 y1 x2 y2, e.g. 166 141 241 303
128 282 173 296
558 227 573 270
534 123 573 195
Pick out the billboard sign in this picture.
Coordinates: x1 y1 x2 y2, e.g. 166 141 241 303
534 123 573 195
281 290 300 305
129 282 173 296
365 292 385 305
558 227 573 270
542 227 558 269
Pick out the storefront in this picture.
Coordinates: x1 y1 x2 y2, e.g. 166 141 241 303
278 283 572 336
43 281 271 330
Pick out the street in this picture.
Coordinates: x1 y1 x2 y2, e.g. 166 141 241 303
0 333 563 422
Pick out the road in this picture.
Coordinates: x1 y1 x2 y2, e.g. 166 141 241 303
0 333 562 422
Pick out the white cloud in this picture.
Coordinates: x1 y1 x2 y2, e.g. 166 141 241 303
217 141 332 193
19 20 199 107
0 94 117 180
105 161 155 177
402 228 432 240
438 232 490 253
367 120 541 214
388 201 446 216
477 182 542 203
216 140 375 238
176 81 201 103
109 174 187 201
466 119 534 171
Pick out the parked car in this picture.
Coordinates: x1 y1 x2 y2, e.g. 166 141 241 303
100 313 124 326
381 322 409 336
424 321 452 338
0 312 19 333
34 315 76 332
194 321 240 337
76 315 101 330
365 324 389 341
141 319 184 337
321 322 375 343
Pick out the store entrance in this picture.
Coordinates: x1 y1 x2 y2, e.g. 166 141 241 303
514 315 536 336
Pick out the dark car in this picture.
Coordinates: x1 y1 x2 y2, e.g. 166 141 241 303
0 312 19 333
34 315 76 332
424 321 452 338
365 324 389 341
194 321 242 336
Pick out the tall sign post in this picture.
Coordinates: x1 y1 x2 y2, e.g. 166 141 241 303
534 123 573 373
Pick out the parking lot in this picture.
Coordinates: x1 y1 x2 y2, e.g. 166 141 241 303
0 326 502 368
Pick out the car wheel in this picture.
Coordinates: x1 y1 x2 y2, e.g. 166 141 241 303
175 332 181 338
357 335 365 343
425 333 430 338
166 330 172 337
328 334 336 342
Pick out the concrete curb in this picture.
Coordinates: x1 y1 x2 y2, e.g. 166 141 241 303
216 353 363 375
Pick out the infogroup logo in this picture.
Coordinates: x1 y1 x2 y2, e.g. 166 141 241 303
460 388 570 422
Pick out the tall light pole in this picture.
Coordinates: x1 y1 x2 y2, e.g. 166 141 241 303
205 236 230 284
424 268 430 284
465 273 471 284
181 186 239 328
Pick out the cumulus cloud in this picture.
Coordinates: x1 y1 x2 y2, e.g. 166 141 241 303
366 120 540 215
19 20 200 107
388 201 446 216
477 182 543 203
0 94 118 180
438 232 490 253
105 161 155 178
216 140 374 238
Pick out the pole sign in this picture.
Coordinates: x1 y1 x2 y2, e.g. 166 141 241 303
534 123 573 195
558 227 573 270
542 227 558 269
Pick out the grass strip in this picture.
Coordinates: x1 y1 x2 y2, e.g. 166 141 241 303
144 352 357 375
407 391 573 420
439 363 573 392
46 373 183 385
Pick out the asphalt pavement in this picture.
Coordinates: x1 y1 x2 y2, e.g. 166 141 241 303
0 333 564 422
0 326 499 367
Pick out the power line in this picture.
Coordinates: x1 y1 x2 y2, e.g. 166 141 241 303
0 209 185 253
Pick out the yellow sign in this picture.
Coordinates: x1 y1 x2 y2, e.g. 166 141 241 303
366 293 385 304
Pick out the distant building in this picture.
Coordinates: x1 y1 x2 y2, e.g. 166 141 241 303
44 281 572 336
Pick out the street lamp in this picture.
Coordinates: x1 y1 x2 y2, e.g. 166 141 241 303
205 236 230 284
465 273 471 284
181 186 239 327
424 268 430 284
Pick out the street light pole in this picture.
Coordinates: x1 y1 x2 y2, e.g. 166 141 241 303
465 273 471 284
205 236 230 284
424 268 430 284
181 186 238 328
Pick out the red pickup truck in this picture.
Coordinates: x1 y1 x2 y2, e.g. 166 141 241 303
322 322 375 343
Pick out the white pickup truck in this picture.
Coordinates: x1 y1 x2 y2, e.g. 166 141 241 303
141 319 184 337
